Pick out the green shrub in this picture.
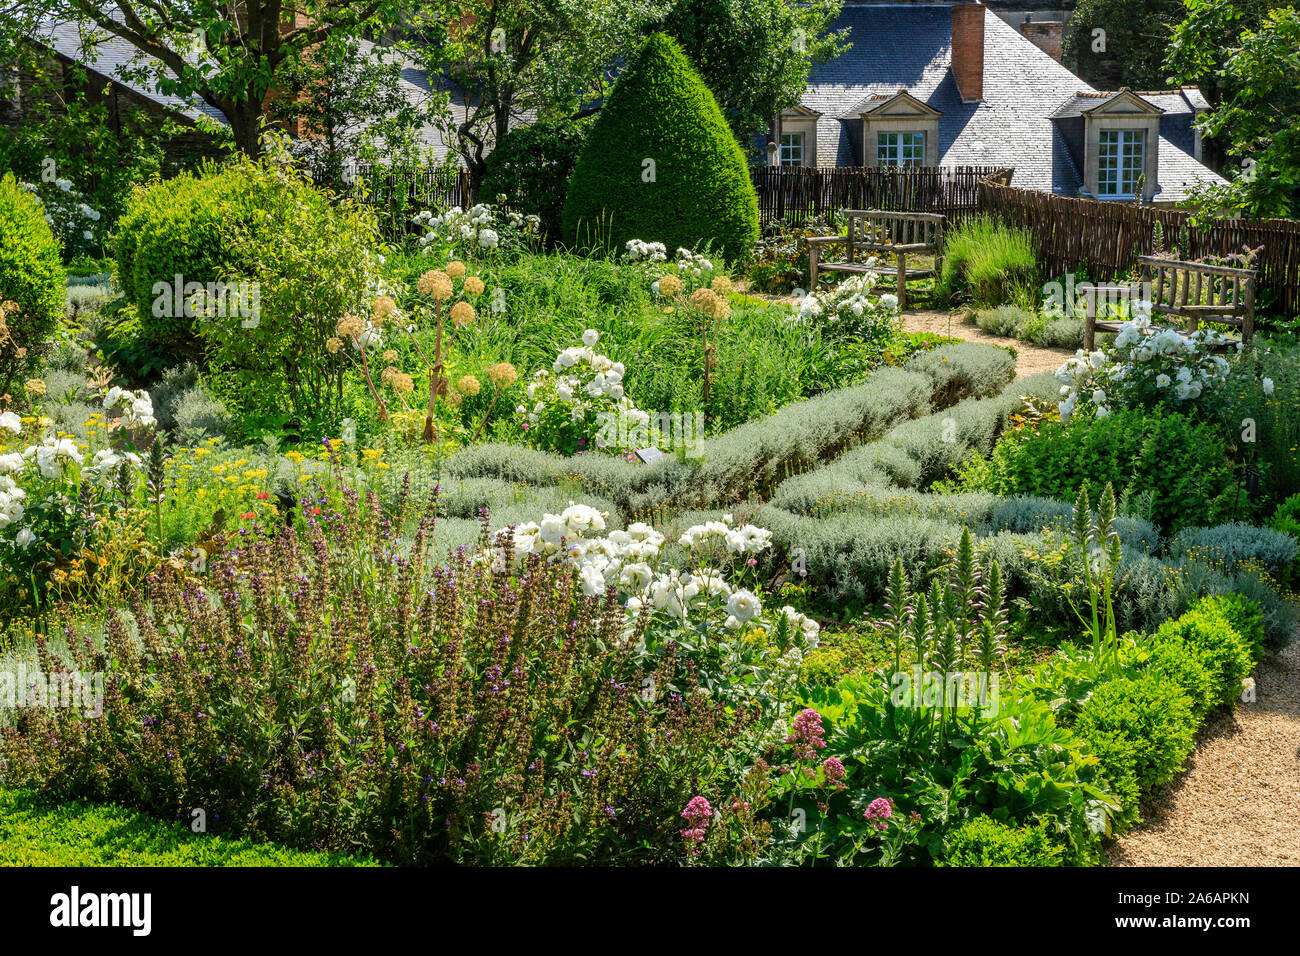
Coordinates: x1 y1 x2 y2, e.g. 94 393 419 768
1031 317 1085 350
902 341 1017 407
1076 674 1197 804
562 33 759 262
1154 605 1255 708
1139 636 1219 722
1193 593 1267 661
974 304 1036 338
0 173 66 398
481 118 589 243
939 816 1068 866
956 406 1232 534
935 216 1038 307
1170 522 1298 573
0 789 375 866
114 170 236 360
116 158 381 437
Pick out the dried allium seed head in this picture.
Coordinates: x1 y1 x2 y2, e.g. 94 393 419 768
371 295 397 325
336 314 364 340
418 269 454 301
463 275 485 296
456 374 481 396
446 260 467 278
450 301 475 327
485 362 518 387
658 275 682 297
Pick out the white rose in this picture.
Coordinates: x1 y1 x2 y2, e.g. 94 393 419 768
725 589 761 623
582 329 600 347
0 411 20 434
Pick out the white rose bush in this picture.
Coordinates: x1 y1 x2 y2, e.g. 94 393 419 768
487 504 819 710
0 385 156 597
412 202 540 258
1055 316 1234 422
516 329 646 455
790 273 903 377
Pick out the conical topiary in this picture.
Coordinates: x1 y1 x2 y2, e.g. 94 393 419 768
562 32 760 263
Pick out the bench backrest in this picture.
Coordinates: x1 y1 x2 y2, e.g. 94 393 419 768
1136 255 1256 320
842 209 944 252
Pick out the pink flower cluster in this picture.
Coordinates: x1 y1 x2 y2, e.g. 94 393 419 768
680 795 713 851
786 707 827 761
863 796 894 831
821 756 847 790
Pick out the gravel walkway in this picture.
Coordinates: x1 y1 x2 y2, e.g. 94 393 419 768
1108 634 1300 866
900 309 1070 379
735 286 1070 380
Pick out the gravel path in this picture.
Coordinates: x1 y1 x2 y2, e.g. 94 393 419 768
901 309 1070 379
1108 634 1300 867
735 286 1070 380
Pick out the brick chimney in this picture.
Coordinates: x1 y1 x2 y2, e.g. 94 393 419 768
951 3 985 103
1019 16 1064 62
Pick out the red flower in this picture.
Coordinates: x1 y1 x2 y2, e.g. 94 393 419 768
256 492 270 500
240 512 255 520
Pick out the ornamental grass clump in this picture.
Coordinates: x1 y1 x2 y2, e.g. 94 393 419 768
1 485 774 865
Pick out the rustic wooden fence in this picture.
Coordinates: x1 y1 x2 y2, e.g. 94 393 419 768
977 175 1300 316
750 165 1002 225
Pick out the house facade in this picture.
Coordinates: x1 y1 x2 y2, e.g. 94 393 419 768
772 2 1225 204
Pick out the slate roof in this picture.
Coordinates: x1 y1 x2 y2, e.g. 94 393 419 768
31 20 518 167
33 20 229 126
800 4 1225 202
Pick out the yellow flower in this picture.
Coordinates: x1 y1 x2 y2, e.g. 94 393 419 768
24 378 45 396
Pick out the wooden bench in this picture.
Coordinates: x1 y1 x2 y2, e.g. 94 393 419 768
1083 255 1257 350
807 209 945 311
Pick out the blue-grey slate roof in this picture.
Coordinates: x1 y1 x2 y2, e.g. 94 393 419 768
801 4 1224 202
35 20 229 126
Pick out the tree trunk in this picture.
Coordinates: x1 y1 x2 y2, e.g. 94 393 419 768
228 103 265 158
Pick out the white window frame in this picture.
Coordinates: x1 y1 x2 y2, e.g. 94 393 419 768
877 131 925 167
779 132 804 166
1097 128 1145 199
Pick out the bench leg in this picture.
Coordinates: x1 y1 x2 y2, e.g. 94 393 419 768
809 245 818 293
896 254 907 311
1084 296 1096 351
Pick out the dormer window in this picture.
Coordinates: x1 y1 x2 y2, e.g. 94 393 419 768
1051 89 1162 202
878 131 925 167
780 132 805 166
849 90 942 168
1097 129 1145 198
